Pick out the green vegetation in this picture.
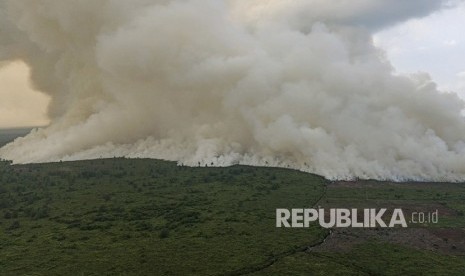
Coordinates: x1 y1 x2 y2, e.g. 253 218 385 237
0 159 326 275
0 158 464 275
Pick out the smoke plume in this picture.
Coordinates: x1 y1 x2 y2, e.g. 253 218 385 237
1 0 465 181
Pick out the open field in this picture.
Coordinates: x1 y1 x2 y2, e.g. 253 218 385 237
1 158 464 275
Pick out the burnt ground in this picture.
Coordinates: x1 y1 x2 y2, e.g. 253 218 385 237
310 180 465 256
310 227 465 255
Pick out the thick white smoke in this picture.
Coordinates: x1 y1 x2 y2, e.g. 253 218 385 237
1 0 465 181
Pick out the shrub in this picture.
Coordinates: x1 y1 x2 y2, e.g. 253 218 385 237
8 220 20 230
159 228 170 239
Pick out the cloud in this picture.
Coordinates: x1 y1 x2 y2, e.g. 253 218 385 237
444 40 458 46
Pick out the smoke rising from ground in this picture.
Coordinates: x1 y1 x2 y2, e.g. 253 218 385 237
1 0 465 181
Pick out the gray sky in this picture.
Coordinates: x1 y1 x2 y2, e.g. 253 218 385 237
374 1 465 96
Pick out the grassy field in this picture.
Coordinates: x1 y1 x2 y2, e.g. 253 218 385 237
0 158 464 275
